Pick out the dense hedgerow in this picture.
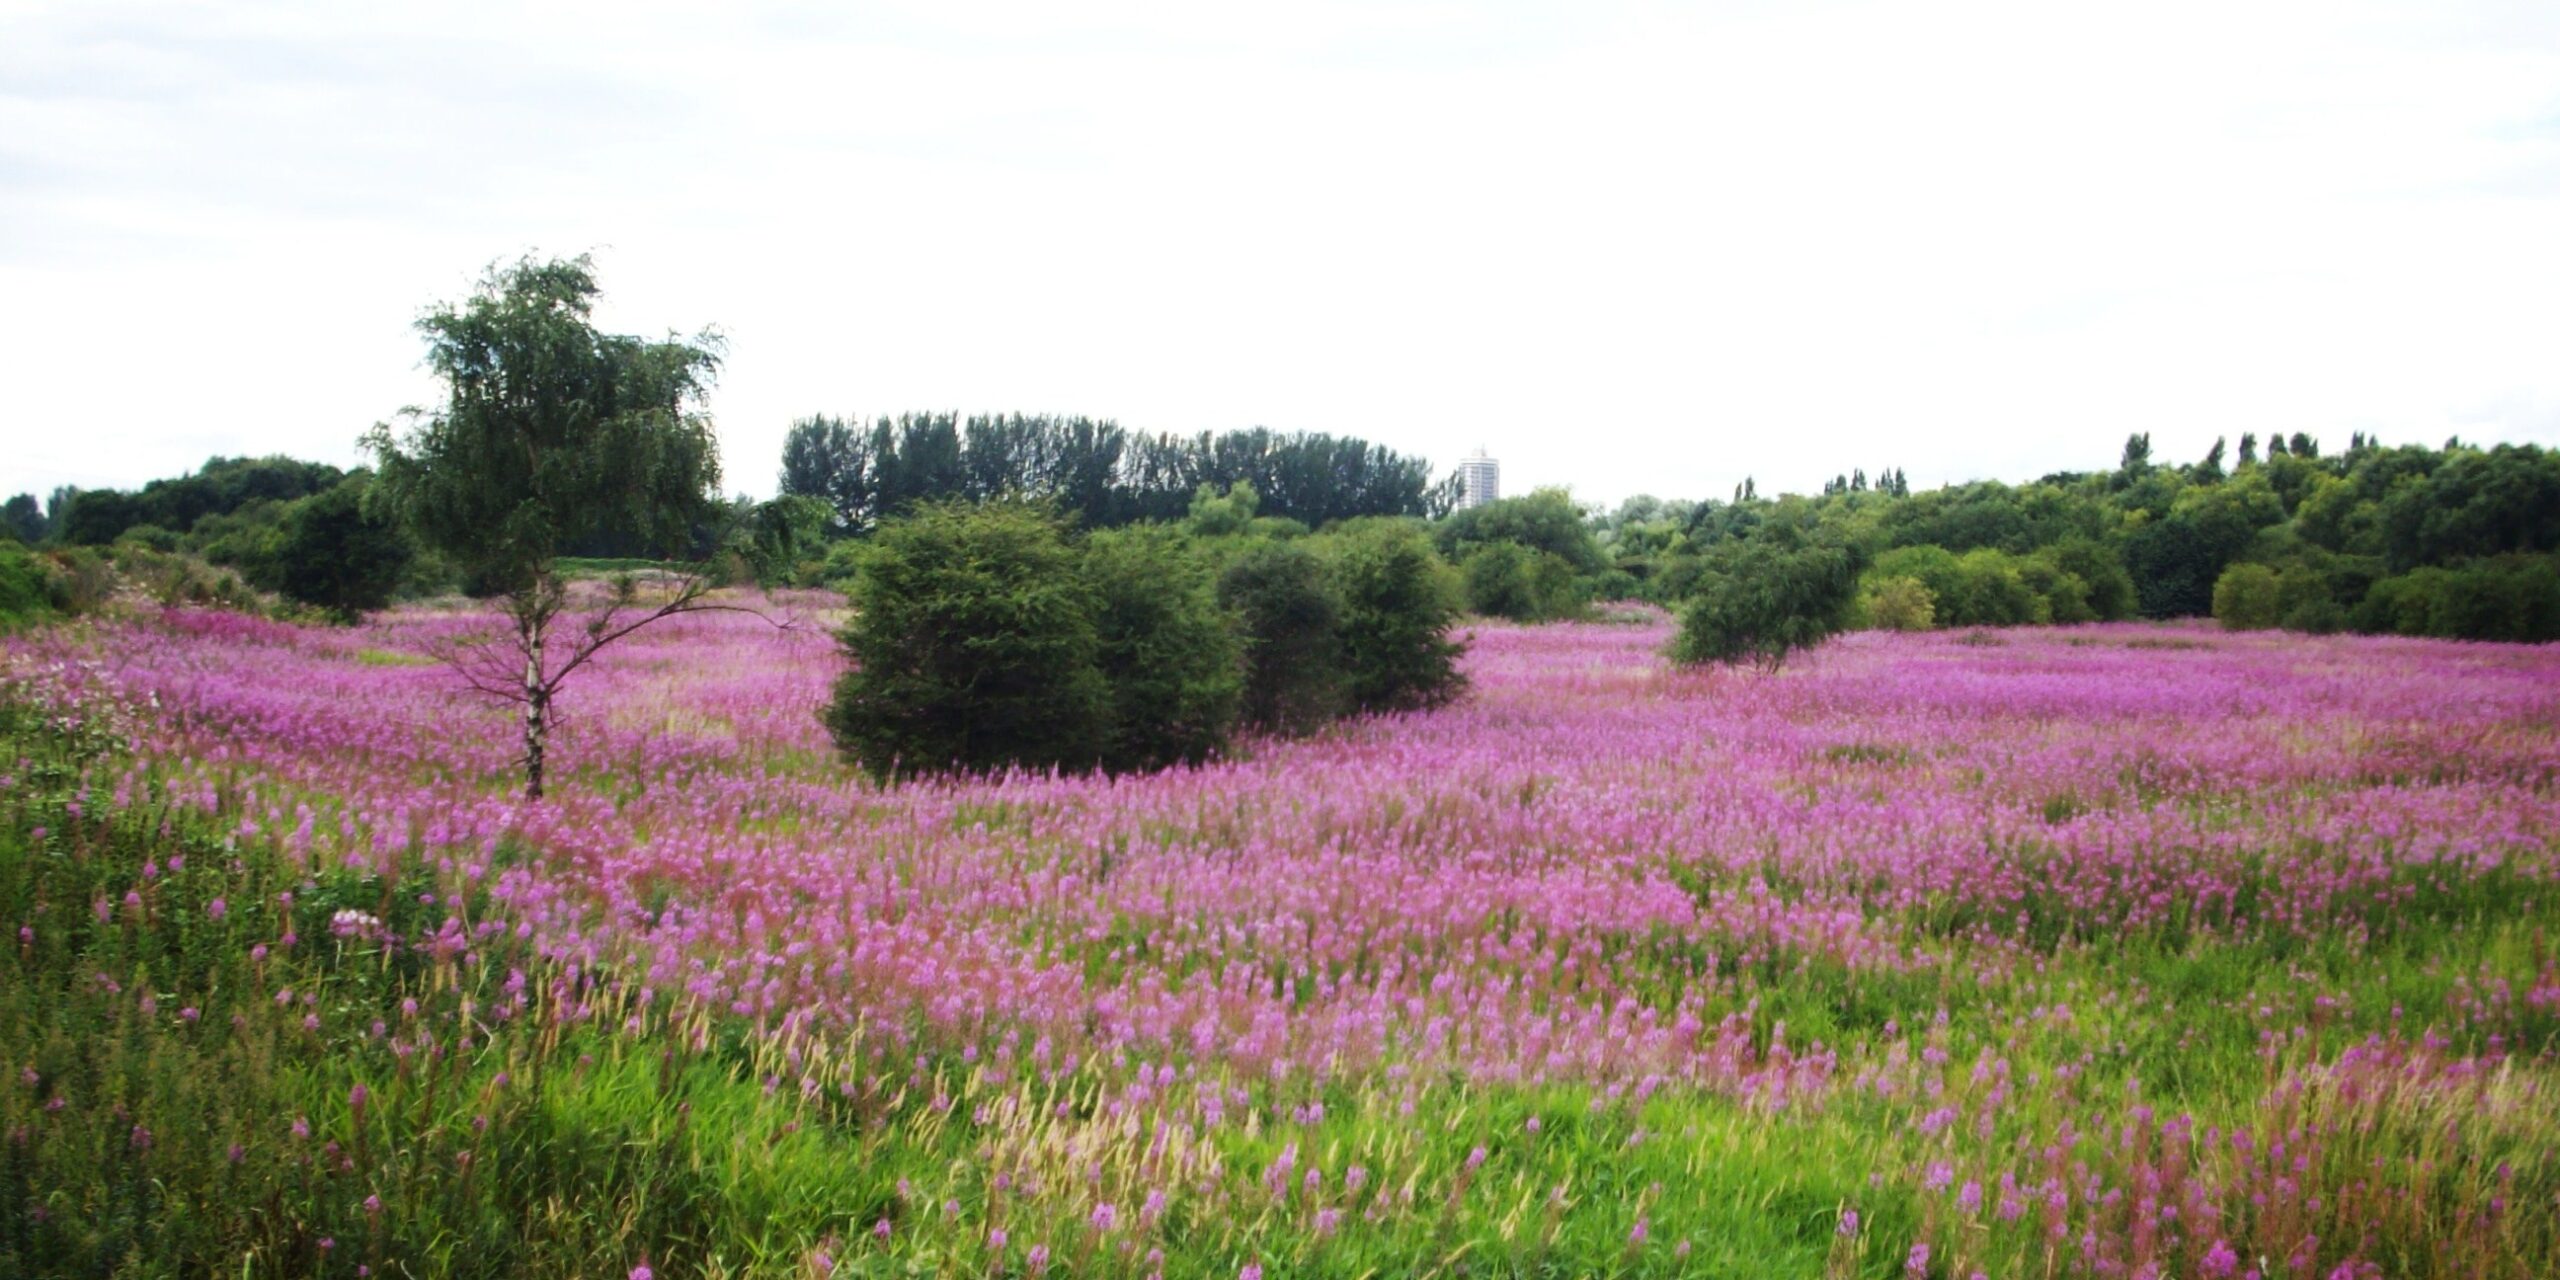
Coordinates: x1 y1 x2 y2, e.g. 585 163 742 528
1215 538 1348 736
1083 524 1245 771
2356 553 2560 642
828 504 1469 779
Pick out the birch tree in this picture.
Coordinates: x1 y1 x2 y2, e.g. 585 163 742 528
364 255 728 799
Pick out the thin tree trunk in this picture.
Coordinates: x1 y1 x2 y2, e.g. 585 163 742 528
522 612 548 801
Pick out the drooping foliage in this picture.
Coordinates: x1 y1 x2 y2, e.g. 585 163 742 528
363 254 733 799
366 255 723 597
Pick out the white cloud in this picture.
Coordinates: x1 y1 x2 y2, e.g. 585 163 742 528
3 0 2556 504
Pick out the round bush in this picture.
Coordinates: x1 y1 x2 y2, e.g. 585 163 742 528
1217 540 1347 736
1324 521 1468 714
1083 525 1244 771
823 502 1109 780
2211 562 2282 631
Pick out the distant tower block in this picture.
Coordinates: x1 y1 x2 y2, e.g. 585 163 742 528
1458 448 1500 510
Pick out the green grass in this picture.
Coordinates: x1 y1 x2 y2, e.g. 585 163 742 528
352 646 436 667
556 556 689 578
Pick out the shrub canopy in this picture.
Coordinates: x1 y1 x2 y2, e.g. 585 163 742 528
1672 540 1866 669
1083 525 1245 771
824 502 1110 781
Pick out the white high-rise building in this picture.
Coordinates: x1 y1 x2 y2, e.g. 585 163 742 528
1457 448 1500 510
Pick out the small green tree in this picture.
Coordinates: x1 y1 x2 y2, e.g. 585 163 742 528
1434 489 1607 575
734 494 832 588
1862 575 1936 631
2038 538 2138 621
2211 562 2282 630
2272 562 2348 633
1083 526 1244 771
1185 481 1260 538
1461 542 1587 621
1324 521 1468 714
1671 540 1866 670
1217 540 1347 736
274 477 416 622
365 254 731 798
1 493 44 544
822 502 1109 780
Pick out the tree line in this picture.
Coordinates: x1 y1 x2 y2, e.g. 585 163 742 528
776 413 1454 536
13 252 2555 756
1573 431 2560 645
1 456 420 625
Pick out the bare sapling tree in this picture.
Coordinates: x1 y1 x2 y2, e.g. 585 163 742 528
430 562 761 799
365 254 780 799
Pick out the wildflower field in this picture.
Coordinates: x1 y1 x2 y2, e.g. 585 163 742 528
4 601 2556 1278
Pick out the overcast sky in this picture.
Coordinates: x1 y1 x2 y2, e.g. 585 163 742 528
5 0 2557 509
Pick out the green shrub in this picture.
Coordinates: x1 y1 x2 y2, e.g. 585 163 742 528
189 499 289 588
0 543 65 629
1083 525 1244 771
2016 555 2095 623
1186 481 1260 538
1861 575 1936 631
114 523 181 553
1218 540 1348 735
822 502 1109 780
1434 489 1606 575
2212 562 2283 630
49 546 116 613
106 544 268 613
735 495 831 588
275 478 416 621
807 539 867 590
1673 540 1865 669
2355 555 2560 642
1952 547 2047 625
1323 520 1468 714
1871 545 2050 627
2444 555 2560 641
2039 538 2139 621
1462 542 1587 622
